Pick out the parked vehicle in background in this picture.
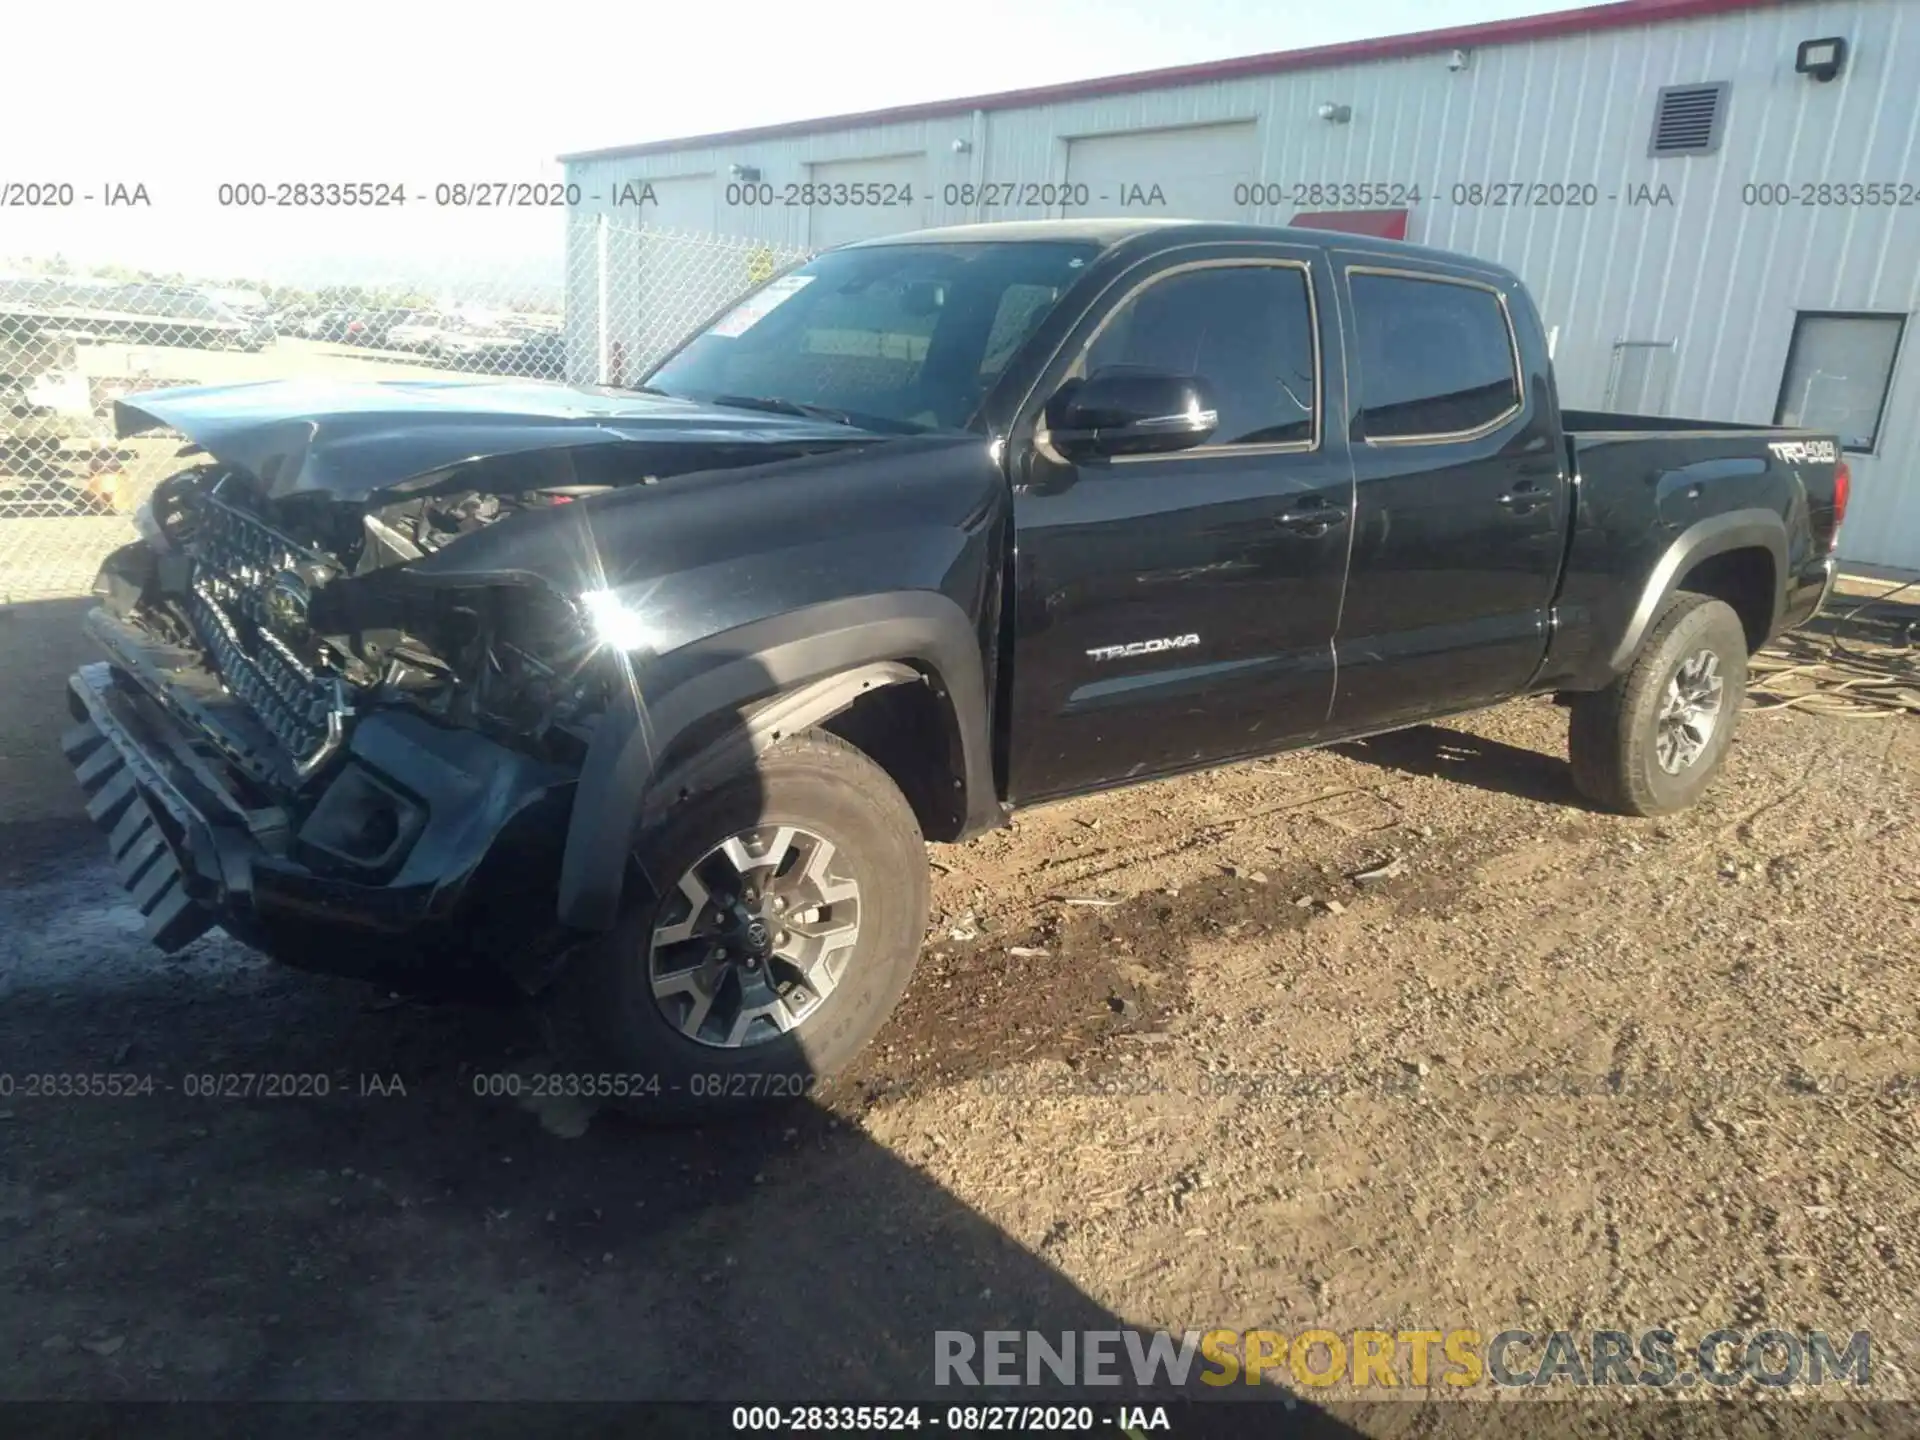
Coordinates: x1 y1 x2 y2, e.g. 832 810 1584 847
119 284 268 351
0 314 115 497
211 295 277 352
0 279 269 352
342 308 420 350
303 310 357 343
440 317 567 378
208 287 273 323
60 220 1845 1117
387 313 449 352
431 316 507 364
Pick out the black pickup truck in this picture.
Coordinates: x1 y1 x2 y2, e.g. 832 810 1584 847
63 220 1847 1114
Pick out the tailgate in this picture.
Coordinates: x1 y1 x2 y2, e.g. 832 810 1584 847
1764 434 1848 556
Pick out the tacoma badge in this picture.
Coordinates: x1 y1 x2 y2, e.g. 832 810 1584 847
1085 633 1201 662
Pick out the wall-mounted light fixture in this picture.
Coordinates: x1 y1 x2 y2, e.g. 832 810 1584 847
1447 48 1471 72
951 137 973 154
1794 36 1847 82
729 163 762 182
1317 102 1353 124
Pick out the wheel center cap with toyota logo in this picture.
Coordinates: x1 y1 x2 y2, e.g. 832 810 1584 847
742 917 774 958
265 569 312 637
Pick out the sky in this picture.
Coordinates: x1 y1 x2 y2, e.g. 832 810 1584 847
0 0 1594 288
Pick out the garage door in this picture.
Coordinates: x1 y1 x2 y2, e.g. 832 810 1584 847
1064 123 1258 223
807 154 928 248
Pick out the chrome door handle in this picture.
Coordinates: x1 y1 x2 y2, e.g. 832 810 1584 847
1276 503 1349 536
1498 479 1546 512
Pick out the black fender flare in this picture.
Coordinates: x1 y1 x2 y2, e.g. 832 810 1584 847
1605 508 1789 674
556 591 997 931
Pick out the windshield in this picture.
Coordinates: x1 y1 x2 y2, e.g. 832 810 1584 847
643 240 1100 433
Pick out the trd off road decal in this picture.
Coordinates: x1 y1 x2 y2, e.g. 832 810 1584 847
1768 439 1838 464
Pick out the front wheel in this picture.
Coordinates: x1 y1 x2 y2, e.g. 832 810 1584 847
1568 590 1750 817
547 731 928 1121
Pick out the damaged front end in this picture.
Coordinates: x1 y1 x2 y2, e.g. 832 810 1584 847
65 462 621 993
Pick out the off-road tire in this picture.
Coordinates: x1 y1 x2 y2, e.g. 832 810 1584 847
1568 590 1749 817
546 730 928 1123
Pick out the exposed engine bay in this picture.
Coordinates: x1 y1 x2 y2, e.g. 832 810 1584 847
110 464 614 784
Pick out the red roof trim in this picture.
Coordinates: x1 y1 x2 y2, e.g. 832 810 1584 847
1290 209 1411 239
559 0 1799 163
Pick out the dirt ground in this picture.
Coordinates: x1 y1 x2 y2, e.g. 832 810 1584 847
0 589 1915 1424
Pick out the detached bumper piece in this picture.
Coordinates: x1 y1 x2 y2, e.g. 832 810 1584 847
63 624 580 977
63 668 225 952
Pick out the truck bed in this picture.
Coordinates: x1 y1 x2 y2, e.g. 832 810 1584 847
1541 410 1845 691
1560 409 1843 557
1561 408 1797 436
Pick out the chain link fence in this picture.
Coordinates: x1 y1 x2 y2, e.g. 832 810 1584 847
0 220 810 602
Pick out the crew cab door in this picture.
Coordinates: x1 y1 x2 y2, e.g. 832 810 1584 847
1324 258 1568 732
1002 244 1354 803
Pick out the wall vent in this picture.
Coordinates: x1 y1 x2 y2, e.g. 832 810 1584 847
1650 82 1729 156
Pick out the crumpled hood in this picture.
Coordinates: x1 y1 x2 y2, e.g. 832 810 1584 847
115 377 878 501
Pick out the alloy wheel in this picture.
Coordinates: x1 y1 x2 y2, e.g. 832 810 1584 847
647 824 862 1048
1655 648 1725 774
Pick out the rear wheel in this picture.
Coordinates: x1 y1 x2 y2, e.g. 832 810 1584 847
1568 590 1749 817
548 731 928 1121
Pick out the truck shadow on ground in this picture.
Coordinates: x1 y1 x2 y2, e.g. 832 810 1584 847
1330 721 1587 809
0 593 1366 1425
0 841 1363 1434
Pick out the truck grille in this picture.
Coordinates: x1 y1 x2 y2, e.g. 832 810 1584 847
183 483 352 776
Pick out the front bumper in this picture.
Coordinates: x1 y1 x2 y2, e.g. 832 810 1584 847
64 610 579 982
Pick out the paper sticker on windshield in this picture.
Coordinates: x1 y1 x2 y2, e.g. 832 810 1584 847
710 274 814 338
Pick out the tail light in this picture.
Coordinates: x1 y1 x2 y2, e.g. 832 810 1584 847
1831 460 1851 553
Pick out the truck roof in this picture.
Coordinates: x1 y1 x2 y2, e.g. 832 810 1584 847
845 217 1514 277
848 218 1194 247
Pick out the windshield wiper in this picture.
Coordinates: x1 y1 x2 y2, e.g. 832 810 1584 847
707 393 862 427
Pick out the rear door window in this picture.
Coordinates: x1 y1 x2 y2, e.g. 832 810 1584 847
1348 271 1521 441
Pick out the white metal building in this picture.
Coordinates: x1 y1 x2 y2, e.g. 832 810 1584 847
560 0 1920 573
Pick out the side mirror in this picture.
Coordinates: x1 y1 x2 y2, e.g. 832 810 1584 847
1043 369 1219 459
